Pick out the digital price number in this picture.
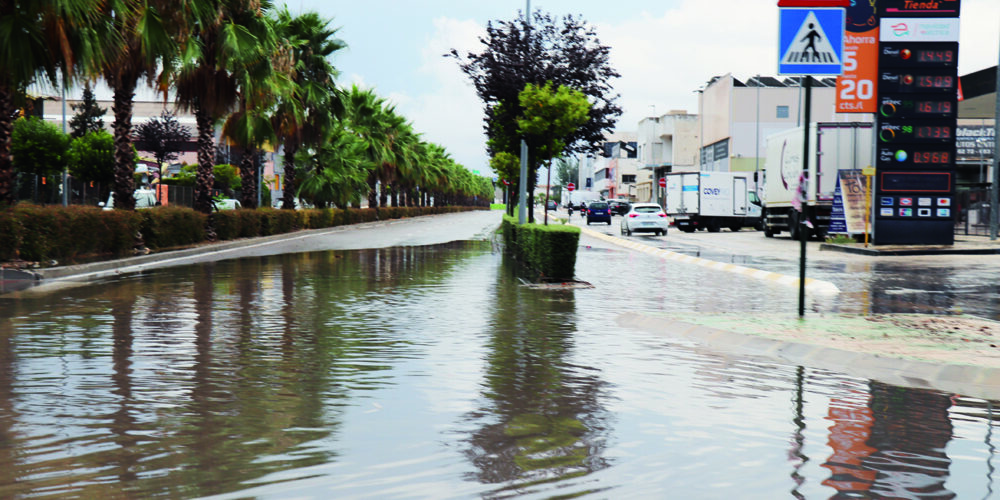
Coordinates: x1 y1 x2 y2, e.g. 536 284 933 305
881 71 957 94
915 125 952 139
915 100 952 115
913 151 951 164
908 75 955 89
880 43 958 68
879 122 954 143
880 98 954 118
881 147 954 167
916 49 955 63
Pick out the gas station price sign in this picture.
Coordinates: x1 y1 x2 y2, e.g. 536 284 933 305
873 1 959 245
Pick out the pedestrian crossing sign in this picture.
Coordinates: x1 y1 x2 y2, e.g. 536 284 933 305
778 7 845 75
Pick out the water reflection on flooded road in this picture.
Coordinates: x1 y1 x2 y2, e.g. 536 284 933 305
0 239 999 498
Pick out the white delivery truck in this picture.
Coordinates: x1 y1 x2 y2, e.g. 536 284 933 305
564 189 602 209
664 171 762 232
762 122 873 239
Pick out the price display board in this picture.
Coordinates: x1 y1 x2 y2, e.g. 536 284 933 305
873 3 959 245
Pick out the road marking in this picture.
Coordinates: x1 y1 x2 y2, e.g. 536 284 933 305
577 224 840 295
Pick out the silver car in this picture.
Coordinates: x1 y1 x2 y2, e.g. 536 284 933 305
621 203 669 236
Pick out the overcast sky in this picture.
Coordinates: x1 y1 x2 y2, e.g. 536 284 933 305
82 1 1000 175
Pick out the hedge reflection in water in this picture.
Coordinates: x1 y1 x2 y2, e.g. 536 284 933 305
0 240 999 498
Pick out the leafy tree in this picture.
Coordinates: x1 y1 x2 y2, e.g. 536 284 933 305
11 117 70 178
67 130 115 185
134 110 192 177
554 156 579 188
515 82 590 163
451 10 620 218
487 82 590 219
213 163 241 196
162 163 240 195
450 12 620 152
69 84 108 138
0 1 105 205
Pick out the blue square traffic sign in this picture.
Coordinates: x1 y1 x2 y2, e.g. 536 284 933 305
778 7 845 75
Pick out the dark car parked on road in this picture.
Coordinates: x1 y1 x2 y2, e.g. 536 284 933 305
586 201 612 225
608 200 631 216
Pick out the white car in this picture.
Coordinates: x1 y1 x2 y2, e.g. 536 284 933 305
621 203 669 236
99 189 158 210
214 198 241 210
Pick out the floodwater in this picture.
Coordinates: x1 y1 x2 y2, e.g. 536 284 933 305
1 238 999 498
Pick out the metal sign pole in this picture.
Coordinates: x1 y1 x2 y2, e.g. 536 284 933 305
992 49 1000 240
799 76 812 318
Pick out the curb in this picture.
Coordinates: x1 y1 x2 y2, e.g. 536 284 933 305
618 312 1000 401
31 215 440 283
577 222 840 295
821 242 1000 256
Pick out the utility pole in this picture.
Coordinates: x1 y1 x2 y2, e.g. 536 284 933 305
517 0 531 224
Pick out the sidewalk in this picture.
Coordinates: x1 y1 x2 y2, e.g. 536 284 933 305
822 234 1000 256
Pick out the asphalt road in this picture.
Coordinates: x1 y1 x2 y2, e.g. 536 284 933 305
554 207 1000 320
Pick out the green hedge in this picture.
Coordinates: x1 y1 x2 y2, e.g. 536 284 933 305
0 205 142 262
501 215 580 280
141 207 207 250
1 204 486 264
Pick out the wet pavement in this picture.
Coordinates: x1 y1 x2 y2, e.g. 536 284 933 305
559 209 1000 320
3 210 1000 498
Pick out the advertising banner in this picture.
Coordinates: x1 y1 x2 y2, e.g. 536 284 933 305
835 1 879 113
829 170 868 234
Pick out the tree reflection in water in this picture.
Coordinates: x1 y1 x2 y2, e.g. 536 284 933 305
463 252 612 495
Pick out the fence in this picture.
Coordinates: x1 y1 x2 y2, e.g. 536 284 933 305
955 187 993 237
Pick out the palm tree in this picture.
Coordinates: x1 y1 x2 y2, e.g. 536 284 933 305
221 3 282 209
176 0 264 214
343 86 392 209
297 125 370 209
270 8 345 210
103 0 182 210
0 0 105 205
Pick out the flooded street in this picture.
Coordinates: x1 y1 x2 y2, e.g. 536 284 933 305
2 213 1000 498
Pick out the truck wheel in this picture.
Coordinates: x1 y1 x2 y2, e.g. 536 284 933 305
729 222 742 232
707 220 721 233
764 225 775 238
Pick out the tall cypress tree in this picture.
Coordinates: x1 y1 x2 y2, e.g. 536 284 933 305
69 85 107 138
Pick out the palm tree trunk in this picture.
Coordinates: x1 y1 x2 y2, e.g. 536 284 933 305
281 143 298 210
112 83 137 211
0 87 14 205
194 105 216 214
367 173 378 209
239 147 257 209
379 181 389 207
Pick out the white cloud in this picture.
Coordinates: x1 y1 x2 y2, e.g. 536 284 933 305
391 17 490 173
598 0 784 131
